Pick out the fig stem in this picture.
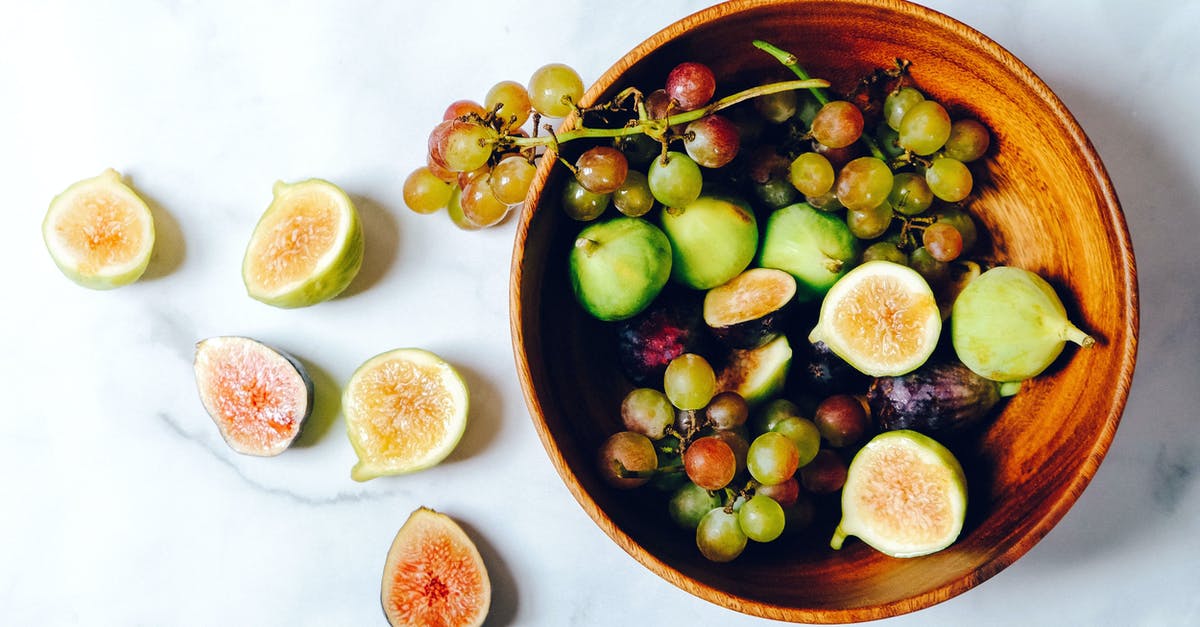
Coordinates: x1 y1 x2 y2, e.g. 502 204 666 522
999 381 1021 397
574 237 600 256
1064 324 1096 348
830 524 847 550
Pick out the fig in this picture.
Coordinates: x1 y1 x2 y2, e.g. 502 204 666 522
758 202 859 301
615 289 707 386
703 267 797 349
868 360 1019 437
42 169 155 290
715 334 793 406
242 178 364 308
831 430 967 558
951 266 1095 382
381 507 490 627
569 217 672 321
791 340 870 397
660 194 758 289
193 336 312 456
344 348 470 481
809 260 941 377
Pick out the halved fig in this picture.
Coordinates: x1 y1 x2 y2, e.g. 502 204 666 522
715 334 793 406
382 507 490 627
193 336 312 456
703 267 797 349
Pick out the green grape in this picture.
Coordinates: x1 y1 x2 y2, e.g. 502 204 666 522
485 80 532 131
527 63 584 118
647 151 703 208
746 431 800 486
898 100 952 155
922 222 964 262
612 170 655 217
738 494 786 542
402 166 452 215
910 246 950 287
875 123 905 160
835 156 894 211
663 353 717 410
576 146 629 194
560 178 609 221
753 398 801 433
446 185 482 231
436 120 497 172
616 133 660 169
889 171 934 216
696 508 747 562
806 189 844 212
753 176 799 209
789 152 835 197
925 156 973 202
459 175 510 227
847 201 894 239
621 388 675 440
597 431 657 489
754 88 798 123
796 95 821 126
943 118 991 162
771 416 821 468
490 155 537 205
669 482 722 530
863 240 909 265
884 87 925 131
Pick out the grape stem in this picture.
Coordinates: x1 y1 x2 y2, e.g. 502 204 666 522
752 39 890 162
508 78 829 149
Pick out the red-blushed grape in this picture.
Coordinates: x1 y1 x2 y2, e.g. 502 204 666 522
835 156 894 211
485 80 532 131
443 99 486 121
746 145 789 185
814 395 869 448
932 206 978 252
756 476 800 507
863 241 909 265
910 246 950 287
425 152 457 183
434 120 496 172
747 431 800 486
847 202 894 239
884 87 924 131
490 155 537 205
899 99 952 155
427 120 455 170
684 114 740 168
683 435 736 490
598 431 658 489
771 416 821 468
889 171 935 216
621 388 675 440
665 61 716 111
402 167 452 215
943 118 991 162
696 507 747 562
575 146 629 194
925 156 973 202
710 428 749 476
812 140 861 170
738 494 786 542
612 170 655 217
664 353 717 410
754 89 798 123
647 151 703 208
706 391 749 430
456 164 490 190
560 178 609 221
923 222 965 262
527 63 583 118
811 100 864 149
668 482 722 530
799 449 847 494
445 186 482 231
789 151 835 197
459 176 510 228
753 398 802 434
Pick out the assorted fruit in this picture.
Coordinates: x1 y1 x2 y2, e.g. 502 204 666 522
559 42 1095 561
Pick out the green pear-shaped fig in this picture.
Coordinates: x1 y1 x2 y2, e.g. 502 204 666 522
660 195 758 290
570 217 672 321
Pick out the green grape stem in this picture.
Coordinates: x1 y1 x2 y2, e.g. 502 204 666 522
752 39 889 162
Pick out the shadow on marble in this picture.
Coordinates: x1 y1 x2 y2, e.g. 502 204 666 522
340 193 401 299
293 356 341 448
456 517 518 626
444 362 503 465
137 185 186 281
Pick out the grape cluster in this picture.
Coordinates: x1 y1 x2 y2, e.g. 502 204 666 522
599 352 874 562
402 63 586 228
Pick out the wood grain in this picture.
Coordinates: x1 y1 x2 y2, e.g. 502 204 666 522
509 0 1138 622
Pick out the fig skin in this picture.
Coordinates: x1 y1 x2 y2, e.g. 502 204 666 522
868 360 1015 437
615 289 709 386
790 340 871 398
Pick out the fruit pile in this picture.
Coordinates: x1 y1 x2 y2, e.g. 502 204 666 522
557 42 1096 561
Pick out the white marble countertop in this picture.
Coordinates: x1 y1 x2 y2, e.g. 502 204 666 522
3 1 1197 625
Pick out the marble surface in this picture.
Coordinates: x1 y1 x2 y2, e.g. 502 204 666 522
2 1 1197 625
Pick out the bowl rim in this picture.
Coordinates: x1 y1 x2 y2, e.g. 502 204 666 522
509 0 1139 621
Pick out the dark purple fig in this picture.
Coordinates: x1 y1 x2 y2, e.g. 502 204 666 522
615 289 707 386
703 267 796 349
791 340 871 397
868 360 1019 437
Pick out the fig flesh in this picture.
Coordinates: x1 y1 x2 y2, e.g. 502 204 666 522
715 334 793 406
951 266 1095 382
703 267 797 349
382 507 490 627
193 336 312 456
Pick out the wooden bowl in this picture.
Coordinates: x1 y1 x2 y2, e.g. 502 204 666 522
510 0 1138 622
